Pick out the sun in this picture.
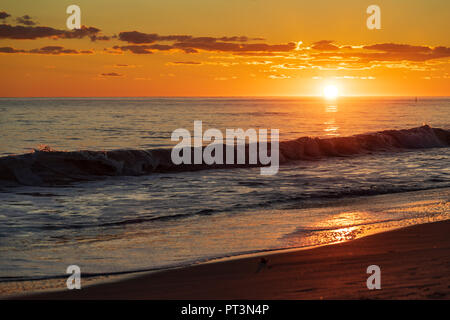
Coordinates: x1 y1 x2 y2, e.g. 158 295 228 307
323 85 339 100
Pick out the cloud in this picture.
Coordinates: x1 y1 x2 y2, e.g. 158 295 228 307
363 43 432 53
268 74 291 79
359 44 450 62
226 41 450 75
0 11 10 19
113 64 138 68
167 61 202 65
29 46 81 55
16 15 37 26
334 76 376 80
245 61 272 65
0 46 25 53
116 31 294 54
113 43 198 54
0 24 61 39
306 42 450 64
113 45 153 54
167 60 238 67
0 24 109 41
100 72 123 77
113 40 296 54
231 52 281 57
219 36 250 42
271 63 307 70
0 45 93 55
59 26 109 41
118 32 256 44
310 40 450 62
118 31 157 44
118 31 191 44
112 44 173 54
3 17 449 69
172 41 296 54
312 40 340 51
111 38 450 65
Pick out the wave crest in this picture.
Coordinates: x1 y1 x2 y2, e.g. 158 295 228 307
0 125 448 185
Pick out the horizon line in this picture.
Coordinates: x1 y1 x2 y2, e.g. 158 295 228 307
0 95 449 99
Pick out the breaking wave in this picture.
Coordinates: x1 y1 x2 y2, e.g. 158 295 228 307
0 125 448 186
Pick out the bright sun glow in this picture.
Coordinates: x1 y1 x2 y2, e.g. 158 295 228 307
323 85 339 99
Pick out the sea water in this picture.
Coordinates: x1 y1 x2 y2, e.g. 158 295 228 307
0 97 449 281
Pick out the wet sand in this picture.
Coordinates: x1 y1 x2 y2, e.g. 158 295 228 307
15 220 450 300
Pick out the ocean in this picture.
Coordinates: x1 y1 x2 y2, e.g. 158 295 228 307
0 97 449 282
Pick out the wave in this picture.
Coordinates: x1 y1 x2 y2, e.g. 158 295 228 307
0 125 448 186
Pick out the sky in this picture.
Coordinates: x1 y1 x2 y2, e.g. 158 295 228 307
0 0 449 97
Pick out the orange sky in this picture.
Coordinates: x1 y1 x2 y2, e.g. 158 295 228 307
0 0 449 97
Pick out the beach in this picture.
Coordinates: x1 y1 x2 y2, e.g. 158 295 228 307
13 219 450 300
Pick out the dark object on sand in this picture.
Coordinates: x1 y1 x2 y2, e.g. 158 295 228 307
256 258 270 273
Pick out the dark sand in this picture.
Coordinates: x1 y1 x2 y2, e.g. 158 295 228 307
17 220 450 299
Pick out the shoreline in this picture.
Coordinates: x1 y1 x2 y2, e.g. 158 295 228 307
12 219 450 300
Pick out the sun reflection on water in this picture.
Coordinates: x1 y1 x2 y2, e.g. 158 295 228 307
325 105 338 113
324 105 340 136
